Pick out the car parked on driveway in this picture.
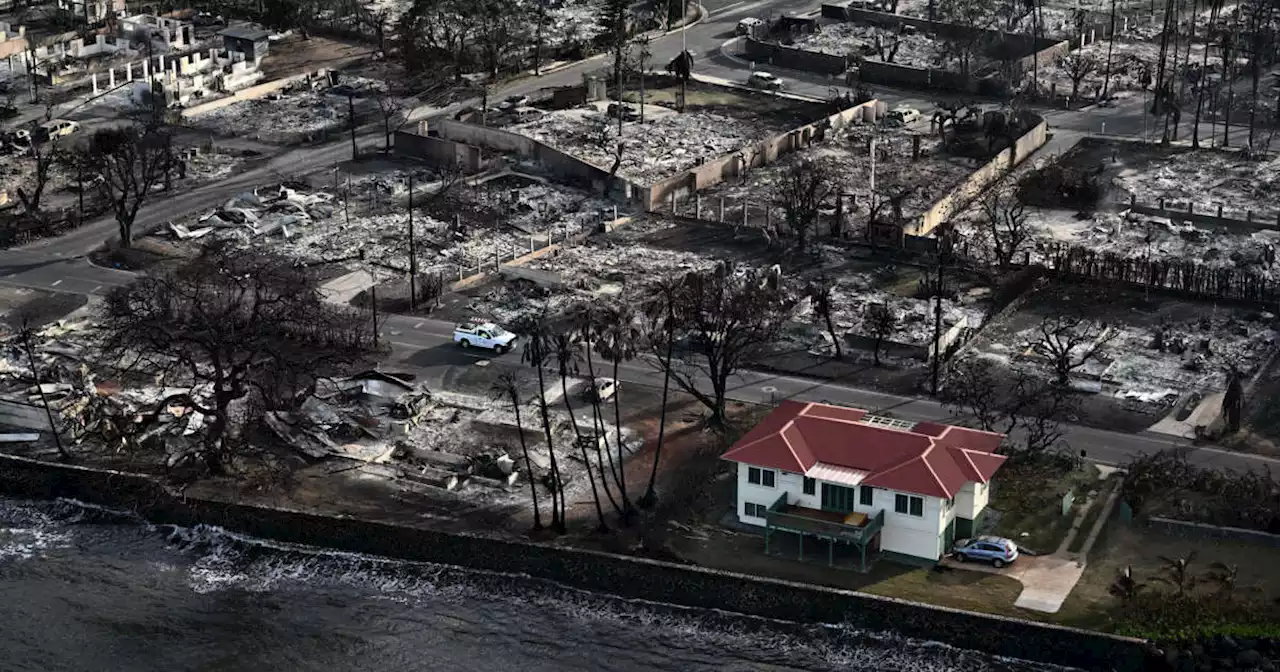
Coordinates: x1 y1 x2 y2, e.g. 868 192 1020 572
952 536 1019 568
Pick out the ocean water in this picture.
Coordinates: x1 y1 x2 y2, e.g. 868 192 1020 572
0 497 1077 672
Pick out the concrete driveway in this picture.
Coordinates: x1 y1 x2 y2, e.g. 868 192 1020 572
939 554 1086 613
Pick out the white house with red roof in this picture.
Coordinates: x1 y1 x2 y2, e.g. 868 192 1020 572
722 400 1007 568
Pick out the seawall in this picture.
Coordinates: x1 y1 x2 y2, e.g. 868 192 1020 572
0 452 1154 671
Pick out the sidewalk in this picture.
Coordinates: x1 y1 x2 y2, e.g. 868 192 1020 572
941 470 1122 613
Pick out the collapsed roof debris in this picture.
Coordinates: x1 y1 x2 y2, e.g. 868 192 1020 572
162 169 614 275
507 106 781 183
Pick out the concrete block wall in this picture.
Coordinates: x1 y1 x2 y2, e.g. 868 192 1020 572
743 37 849 75
393 129 487 173
648 99 880 211
432 119 645 204
916 118 1047 236
0 22 26 60
0 452 1156 672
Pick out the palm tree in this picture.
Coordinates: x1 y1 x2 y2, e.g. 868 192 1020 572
638 277 681 509
1109 565 1145 602
1201 561 1241 602
1152 552 1197 596
490 371 542 532
571 301 624 518
518 312 566 533
596 300 641 522
552 326 608 533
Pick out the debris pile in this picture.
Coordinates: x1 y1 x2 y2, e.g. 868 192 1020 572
698 125 971 235
166 169 613 275
508 106 780 182
982 300 1278 401
188 76 410 141
791 22 945 67
1027 208 1280 279
1112 150 1280 222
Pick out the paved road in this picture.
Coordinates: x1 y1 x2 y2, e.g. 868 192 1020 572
1 0 1277 475
373 312 1280 474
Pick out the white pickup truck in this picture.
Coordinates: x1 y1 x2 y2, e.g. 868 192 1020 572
453 322 517 353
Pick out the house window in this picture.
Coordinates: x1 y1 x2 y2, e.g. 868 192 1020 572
895 494 924 517
803 477 816 495
747 467 776 487
744 502 766 518
821 483 857 513
859 485 874 506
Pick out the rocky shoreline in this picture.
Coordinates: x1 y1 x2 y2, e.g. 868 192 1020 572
1155 636 1280 672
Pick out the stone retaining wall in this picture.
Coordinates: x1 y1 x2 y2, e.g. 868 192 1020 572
0 451 1153 672
1148 516 1280 549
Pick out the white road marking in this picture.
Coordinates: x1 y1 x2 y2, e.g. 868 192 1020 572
712 1 745 14
91 285 102 293
50 280 62 287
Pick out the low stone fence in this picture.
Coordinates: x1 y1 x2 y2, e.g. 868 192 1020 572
1147 516 1280 549
782 6 1070 92
0 451 1154 672
743 37 849 75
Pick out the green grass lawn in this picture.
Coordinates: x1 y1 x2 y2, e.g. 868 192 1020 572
990 459 1102 555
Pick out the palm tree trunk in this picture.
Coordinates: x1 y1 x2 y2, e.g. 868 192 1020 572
533 355 565 532
1193 3 1218 147
640 323 675 509
512 396 543 531
561 372 608 532
584 335 624 516
612 354 634 522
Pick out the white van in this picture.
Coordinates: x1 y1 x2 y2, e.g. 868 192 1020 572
38 119 80 141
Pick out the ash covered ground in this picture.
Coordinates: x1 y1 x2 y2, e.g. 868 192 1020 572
505 103 787 183
790 23 946 68
186 76 412 141
975 284 1277 404
160 165 615 276
698 124 975 236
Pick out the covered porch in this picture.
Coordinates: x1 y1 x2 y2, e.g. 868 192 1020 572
764 493 885 572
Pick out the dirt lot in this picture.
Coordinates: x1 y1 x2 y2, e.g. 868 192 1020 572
257 34 375 80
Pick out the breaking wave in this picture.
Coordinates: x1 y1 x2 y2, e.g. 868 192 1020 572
2 498 1076 671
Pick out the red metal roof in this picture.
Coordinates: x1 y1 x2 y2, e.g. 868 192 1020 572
721 402 1007 499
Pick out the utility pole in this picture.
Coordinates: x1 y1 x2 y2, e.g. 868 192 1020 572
370 284 379 346
77 163 84 218
408 170 417 312
347 93 358 159
1102 0 1117 98
930 224 947 397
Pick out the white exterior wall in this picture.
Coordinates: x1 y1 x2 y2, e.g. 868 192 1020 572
736 462 788 525
878 490 945 561
734 461 961 562
955 481 990 521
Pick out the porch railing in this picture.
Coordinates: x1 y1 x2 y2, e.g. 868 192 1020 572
765 493 885 545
